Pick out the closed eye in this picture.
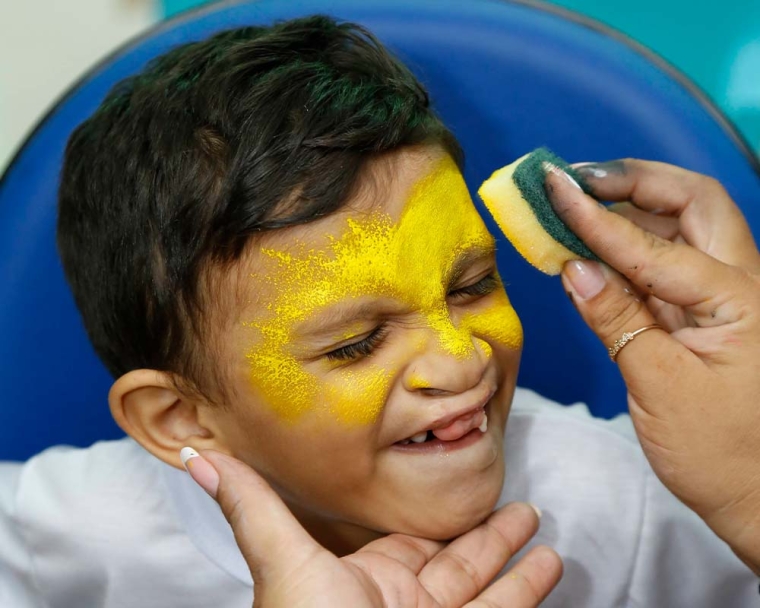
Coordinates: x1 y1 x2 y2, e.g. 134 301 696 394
325 324 389 362
448 273 499 300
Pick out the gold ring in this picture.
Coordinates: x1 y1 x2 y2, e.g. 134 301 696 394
608 324 663 361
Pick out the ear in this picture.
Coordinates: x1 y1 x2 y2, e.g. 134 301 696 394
109 369 228 470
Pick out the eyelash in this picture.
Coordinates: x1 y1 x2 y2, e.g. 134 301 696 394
325 274 498 362
448 273 499 299
326 324 389 362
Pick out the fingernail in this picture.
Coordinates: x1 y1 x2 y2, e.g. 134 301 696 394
542 161 582 190
529 503 542 519
181 446 220 498
565 260 606 300
572 160 626 180
572 163 608 179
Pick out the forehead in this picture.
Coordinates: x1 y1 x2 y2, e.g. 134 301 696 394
245 147 493 313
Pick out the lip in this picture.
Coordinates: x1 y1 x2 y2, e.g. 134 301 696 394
391 425 487 453
392 387 497 449
398 387 496 443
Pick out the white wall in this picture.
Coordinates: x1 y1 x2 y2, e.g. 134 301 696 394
0 0 158 174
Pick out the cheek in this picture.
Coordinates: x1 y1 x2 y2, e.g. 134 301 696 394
245 334 321 422
246 343 392 426
324 365 392 425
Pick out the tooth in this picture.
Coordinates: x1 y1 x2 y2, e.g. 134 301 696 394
410 431 428 443
479 413 488 433
398 439 411 445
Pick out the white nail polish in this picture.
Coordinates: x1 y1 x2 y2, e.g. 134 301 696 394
542 161 582 190
560 170 583 190
529 503 542 519
588 168 607 178
180 446 199 469
541 160 557 174
571 162 607 179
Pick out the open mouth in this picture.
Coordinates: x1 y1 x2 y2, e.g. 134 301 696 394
395 408 489 446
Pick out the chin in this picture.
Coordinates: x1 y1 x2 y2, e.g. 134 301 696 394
394 463 506 540
416 493 503 540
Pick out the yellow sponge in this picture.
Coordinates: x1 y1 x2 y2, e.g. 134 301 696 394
478 148 598 275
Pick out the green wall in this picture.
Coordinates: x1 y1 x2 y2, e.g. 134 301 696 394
548 0 760 151
161 0 760 151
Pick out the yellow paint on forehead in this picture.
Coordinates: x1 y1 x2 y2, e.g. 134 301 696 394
245 155 522 425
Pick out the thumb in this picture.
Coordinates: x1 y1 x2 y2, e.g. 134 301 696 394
560 260 699 402
180 447 323 581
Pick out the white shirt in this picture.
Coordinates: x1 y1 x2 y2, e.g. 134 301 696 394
0 388 756 607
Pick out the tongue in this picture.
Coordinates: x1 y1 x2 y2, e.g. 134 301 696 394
432 409 485 442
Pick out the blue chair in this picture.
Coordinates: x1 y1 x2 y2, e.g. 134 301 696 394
2 0 759 462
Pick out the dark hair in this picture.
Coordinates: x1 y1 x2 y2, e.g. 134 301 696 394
58 15 462 401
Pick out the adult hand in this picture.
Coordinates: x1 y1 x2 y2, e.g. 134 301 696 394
181 448 562 608
545 159 760 573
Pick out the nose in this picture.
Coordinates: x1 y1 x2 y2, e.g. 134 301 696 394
403 332 492 395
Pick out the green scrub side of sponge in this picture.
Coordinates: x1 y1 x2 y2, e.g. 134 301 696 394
512 148 599 261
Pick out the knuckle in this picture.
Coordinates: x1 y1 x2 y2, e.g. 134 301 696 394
483 521 518 560
517 570 544 604
504 570 542 604
386 534 430 564
624 230 671 279
591 288 644 339
619 157 637 173
751 271 760 290
435 551 484 590
736 270 760 316
684 173 725 205
701 174 724 193
219 487 246 530
468 598 502 608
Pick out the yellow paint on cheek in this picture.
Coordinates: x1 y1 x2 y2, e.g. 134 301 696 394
326 366 390 425
244 219 396 425
245 155 522 425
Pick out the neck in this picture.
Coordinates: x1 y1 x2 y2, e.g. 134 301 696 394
286 501 384 557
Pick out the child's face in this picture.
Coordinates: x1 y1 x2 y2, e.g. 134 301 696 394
211 146 523 543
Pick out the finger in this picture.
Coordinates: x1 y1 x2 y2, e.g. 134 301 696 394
574 159 760 270
607 202 680 241
465 546 563 608
355 533 446 574
547 165 746 327
419 502 542 608
561 260 711 403
605 203 694 313
183 448 323 580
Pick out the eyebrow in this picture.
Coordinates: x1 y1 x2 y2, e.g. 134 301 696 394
446 244 496 287
294 243 497 339
293 299 388 339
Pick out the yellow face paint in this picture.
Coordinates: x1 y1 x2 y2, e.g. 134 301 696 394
245 155 523 425
407 372 431 390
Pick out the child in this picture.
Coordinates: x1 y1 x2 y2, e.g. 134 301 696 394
0 15 755 607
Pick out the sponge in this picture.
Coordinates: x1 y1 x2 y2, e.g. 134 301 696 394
477 148 598 275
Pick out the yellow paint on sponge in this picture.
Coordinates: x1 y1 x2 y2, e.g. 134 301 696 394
478 153 579 275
